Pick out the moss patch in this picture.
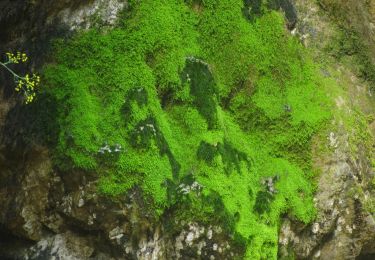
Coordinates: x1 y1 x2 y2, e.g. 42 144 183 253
42 0 331 258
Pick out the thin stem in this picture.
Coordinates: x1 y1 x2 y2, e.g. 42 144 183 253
0 61 23 79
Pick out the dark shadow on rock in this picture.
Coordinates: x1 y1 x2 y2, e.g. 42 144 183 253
243 0 297 29
129 117 181 180
1 91 60 153
182 57 219 130
196 140 251 174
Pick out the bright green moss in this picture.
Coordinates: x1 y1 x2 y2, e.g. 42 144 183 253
43 0 332 258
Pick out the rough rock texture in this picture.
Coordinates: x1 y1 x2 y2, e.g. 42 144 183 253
57 0 126 31
0 0 375 259
279 124 375 259
0 147 238 259
278 1 375 259
0 0 127 73
318 0 375 63
0 3 241 259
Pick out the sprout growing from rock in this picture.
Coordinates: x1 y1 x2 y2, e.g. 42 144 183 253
0 52 40 104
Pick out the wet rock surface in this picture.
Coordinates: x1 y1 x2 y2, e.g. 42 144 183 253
0 0 375 259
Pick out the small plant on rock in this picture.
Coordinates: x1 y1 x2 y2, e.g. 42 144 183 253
0 52 40 104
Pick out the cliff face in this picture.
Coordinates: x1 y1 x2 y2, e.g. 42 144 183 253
0 1 374 259
278 1 375 259
0 1 242 259
0 149 238 259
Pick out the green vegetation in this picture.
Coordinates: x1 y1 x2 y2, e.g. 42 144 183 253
0 52 40 103
327 28 375 88
42 0 331 258
319 0 375 89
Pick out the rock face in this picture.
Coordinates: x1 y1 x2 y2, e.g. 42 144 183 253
279 126 375 259
0 145 239 259
0 1 241 259
278 1 375 259
0 0 375 259
318 0 375 63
